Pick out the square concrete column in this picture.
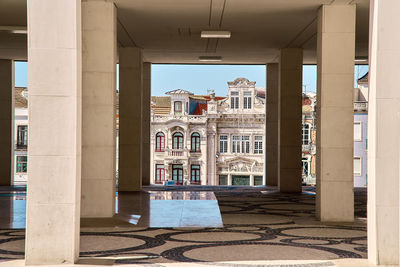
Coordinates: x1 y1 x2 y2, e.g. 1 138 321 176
266 63 279 186
278 48 303 193
368 0 400 265
81 0 117 217
118 47 143 191
316 5 355 222
142 62 151 186
0 60 13 186
26 0 82 264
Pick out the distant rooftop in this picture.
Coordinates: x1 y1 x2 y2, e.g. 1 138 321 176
165 89 194 95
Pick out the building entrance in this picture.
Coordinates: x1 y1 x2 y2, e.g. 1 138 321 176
232 175 250 185
172 164 183 185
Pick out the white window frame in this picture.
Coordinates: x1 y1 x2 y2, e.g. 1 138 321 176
354 157 362 176
302 123 311 145
254 136 263 154
354 121 362 141
232 136 240 153
241 136 250 154
219 135 228 153
302 157 311 177
243 91 252 109
230 91 239 109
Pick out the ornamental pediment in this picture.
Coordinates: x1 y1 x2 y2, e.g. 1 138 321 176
225 157 258 173
227 78 256 87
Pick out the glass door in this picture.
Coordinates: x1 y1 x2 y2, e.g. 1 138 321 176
172 164 183 185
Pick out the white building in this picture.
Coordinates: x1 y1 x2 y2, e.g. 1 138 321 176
13 87 28 185
150 78 265 186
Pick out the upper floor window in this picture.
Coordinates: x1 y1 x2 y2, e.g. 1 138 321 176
354 122 362 141
241 136 250 153
16 156 27 173
172 132 184 149
17 125 28 148
243 91 252 109
219 135 228 153
174 101 182 115
302 123 311 145
230 91 239 109
354 157 362 176
254 136 263 154
191 132 201 152
232 135 250 153
155 132 165 152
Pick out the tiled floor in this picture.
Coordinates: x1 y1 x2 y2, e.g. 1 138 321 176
0 186 367 265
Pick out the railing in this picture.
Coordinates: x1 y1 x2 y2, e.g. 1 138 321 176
152 114 207 123
354 102 368 111
166 149 185 157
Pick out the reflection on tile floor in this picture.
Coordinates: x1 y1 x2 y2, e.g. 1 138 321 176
116 191 223 228
0 186 367 264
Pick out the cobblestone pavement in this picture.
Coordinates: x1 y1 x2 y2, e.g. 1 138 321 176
0 186 367 265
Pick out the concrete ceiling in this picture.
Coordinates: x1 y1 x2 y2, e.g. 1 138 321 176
0 0 369 64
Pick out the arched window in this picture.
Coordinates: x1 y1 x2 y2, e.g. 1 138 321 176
174 101 182 115
155 132 165 152
191 132 201 152
172 132 184 149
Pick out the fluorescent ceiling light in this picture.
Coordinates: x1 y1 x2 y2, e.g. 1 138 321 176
199 56 222 62
354 57 368 63
0 26 27 34
201 31 231 38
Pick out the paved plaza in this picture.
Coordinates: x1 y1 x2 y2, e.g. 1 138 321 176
0 186 367 265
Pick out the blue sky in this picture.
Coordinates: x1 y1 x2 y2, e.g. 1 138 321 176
15 62 368 96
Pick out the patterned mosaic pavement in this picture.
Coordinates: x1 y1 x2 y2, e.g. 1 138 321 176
0 187 367 265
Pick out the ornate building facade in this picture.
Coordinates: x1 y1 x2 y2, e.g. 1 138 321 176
150 78 265 186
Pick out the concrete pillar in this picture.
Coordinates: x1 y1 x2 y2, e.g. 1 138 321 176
316 5 355 222
368 0 400 264
81 0 117 218
278 48 303 193
118 47 143 191
250 174 255 186
0 60 13 186
142 62 151 186
26 0 81 264
266 63 279 186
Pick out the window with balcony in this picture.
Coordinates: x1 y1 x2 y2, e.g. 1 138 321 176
191 165 200 184
302 123 311 145
172 132 184 149
16 156 27 173
219 135 228 153
254 136 263 154
155 164 165 184
243 91 252 109
191 132 200 152
17 125 28 148
155 132 165 152
174 101 182 115
230 91 239 109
